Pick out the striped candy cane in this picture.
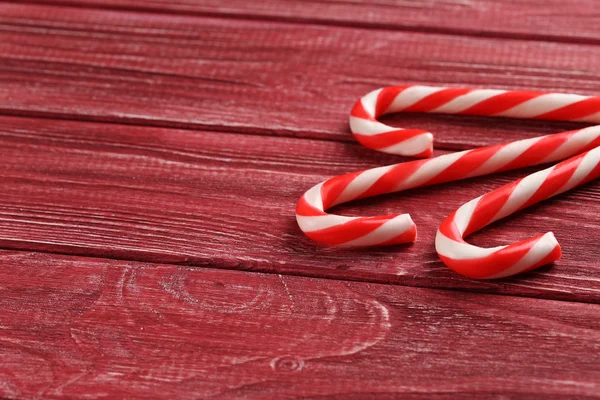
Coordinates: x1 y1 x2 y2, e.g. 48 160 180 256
436 145 600 279
351 85 600 157
297 126 600 247
298 85 600 278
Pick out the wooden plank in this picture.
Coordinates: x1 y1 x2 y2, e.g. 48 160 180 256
1 115 599 302
19 0 600 43
1 3 600 150
1 250 599 398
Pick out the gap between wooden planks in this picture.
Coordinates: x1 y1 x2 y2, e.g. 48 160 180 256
13 0 600 44
0 115 599 303
1 249 599 399
2 3 600 151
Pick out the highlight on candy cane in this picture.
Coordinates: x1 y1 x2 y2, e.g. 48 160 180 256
350 85 600 157
296 125 600 247
436 145 600 279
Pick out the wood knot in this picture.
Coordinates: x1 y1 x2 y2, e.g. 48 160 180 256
270 356 304 373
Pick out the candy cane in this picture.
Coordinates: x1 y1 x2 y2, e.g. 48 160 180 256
436 145 600 279
351 85 600 157
297 125 600 247
297 85 600 278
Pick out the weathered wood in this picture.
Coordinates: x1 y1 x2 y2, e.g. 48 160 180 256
1 4 600 150
2 2 599 398
1 115 599 302
1 250 599 398
20 0 600 43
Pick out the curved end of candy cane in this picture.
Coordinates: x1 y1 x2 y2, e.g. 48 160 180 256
435 146 600 279
435 226 562 280
295 181 417 247
349 89 434 158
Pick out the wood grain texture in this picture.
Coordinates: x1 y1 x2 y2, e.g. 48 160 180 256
1 115 599 302
1 250 599 399
2 3 600 151
19 0 600 43
2 2 600 398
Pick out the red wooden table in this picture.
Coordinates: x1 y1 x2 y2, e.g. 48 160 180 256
1 1 600 398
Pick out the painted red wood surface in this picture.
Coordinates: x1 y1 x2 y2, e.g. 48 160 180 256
2 4 600 151
1 251 599 398
1 115 599 302
22 0 600 43
1 1 600 398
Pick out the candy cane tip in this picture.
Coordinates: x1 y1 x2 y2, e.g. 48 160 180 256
400 214 417 242
536 231 563 264
537 232 560 254
375 132 435 158
415 140 434 158
379 214 418 245
489 232 562 279
332 213 418 248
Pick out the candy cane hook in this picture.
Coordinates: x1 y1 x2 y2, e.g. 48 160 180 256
436 145 600 279
351 85 600 157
